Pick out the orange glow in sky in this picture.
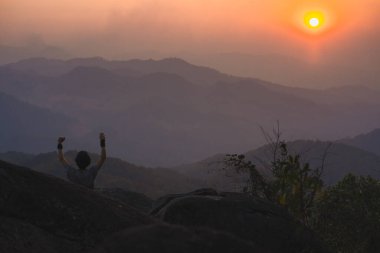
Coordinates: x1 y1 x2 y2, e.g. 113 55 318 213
288 4 337 38
304 12 324 30
0 0 378 65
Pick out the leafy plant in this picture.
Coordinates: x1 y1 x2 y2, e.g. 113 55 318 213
270 142 323 225
224 154 270 198
312 174 380 253
224 123 327 225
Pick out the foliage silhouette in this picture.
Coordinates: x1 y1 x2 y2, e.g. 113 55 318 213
312 174 380 253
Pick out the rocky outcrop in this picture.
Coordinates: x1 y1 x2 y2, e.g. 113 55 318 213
0 160 154 252
0 160 330 253
151 189 330 253
91 224 269 253
0 215 76 253
96 188 153 213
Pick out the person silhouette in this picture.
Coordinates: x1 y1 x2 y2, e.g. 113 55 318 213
57 133 106 189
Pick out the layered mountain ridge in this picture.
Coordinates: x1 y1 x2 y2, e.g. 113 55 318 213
1 57 379 166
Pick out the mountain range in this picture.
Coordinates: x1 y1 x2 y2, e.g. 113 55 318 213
189 52 380 89
1 138 379 197
1 57 380 166
0 92 75 153
340 128 380 157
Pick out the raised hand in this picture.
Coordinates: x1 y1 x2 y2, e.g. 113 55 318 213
97 132 107 168
99 133 106 148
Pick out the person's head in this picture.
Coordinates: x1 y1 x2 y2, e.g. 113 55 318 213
75 151 91 170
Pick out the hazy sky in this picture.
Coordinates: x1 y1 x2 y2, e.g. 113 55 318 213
1 0 379 85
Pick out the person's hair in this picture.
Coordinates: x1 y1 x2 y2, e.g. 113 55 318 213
75 151 91 170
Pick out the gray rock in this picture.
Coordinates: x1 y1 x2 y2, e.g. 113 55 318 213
0 160 154 252
151 189 330 253
0 216 75 253
92 224 270 253
96 188 153 213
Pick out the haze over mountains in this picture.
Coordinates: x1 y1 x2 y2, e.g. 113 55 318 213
177 140 380 191
2 44 379 89
2 137 379 198
187 52 380 89
0 41 70 65
0 92 74 153
340 129 380 157
1 57 380 166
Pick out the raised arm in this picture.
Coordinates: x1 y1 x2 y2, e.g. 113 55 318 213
96 132 107 169
57 137 71 167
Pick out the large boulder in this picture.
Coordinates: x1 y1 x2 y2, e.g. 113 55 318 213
0 160 154 252
92 224 269 253
151 189 330 253
96 188 153 213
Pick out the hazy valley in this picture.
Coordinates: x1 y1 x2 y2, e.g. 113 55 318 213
1 57 380 167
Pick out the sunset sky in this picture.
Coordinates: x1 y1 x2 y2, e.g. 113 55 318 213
1 0 379 86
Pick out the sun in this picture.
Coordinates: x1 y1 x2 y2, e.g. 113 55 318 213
309 18 320 28
304 11 325 30
292 6 335 36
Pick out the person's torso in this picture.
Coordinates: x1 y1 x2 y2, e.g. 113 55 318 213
66 165 98 189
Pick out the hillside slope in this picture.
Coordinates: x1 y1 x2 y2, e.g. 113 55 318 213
0 92 75 153
1 57 380 166
0 151 202 198
340 128 380 156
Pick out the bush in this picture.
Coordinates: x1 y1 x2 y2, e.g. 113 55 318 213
225 142 323 225
312 174 380 253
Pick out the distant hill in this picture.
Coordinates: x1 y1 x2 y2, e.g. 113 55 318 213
340 128 380 156
246 140 380 185
193 52 380 89
264 82 380 106
6 57 238 86
175 140 380 191
1 57 380 166
0 92 75 154
0 151 202 198
0 43 69 65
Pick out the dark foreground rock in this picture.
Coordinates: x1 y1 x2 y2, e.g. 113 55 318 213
0 160 154 253
96 188 153 213
92 224 269 253
0 160 330 253
0 216 68 253
151 189 330 253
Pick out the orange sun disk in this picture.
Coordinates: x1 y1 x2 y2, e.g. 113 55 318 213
304 11 325 29
290 5 338 39
309 18 320 27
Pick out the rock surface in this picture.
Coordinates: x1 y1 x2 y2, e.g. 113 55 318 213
0 215 75 253
96 188 153 213
0 160 154 252
151 189 330 253
0 160 330 253
92 224 269 253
